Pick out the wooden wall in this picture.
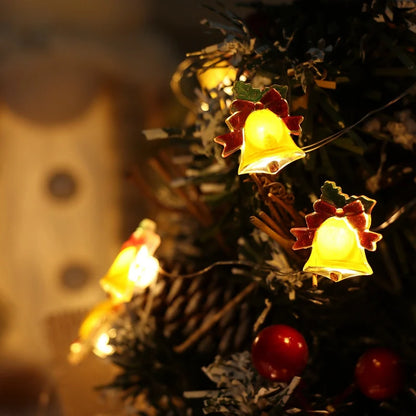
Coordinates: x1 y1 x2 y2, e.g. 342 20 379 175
0 0 244 413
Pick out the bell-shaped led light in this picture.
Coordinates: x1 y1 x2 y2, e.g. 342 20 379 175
100 245 139 303
303 216 373 281
69 299 119 364
100 219 161 303
214 86 304 173
238 109 305 175
197 64 236 92
291 181 382 282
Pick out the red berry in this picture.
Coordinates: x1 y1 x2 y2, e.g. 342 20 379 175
251 324 309 382
355 347 404 400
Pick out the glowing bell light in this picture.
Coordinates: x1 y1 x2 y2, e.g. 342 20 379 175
291 181 382 282
100 219 161 303
68 299 120 364
303 216 373 281
238 109 305 175
197 63 236 92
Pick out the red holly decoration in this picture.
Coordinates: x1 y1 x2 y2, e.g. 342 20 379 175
251 324 309 382
355 348 404 400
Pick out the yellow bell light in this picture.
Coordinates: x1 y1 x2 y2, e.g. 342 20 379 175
303 216 373 282
100 245 140 303
238 108 306 175
197 63 237 92
100 219 161 303
291 181 382 282
68 299 120 364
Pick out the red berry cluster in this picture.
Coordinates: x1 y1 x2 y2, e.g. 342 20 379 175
251 325 404 401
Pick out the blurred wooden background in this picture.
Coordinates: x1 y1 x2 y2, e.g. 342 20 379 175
0 0 243 414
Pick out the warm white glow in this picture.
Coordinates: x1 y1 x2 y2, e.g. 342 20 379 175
244 109 281 147
223 86 234 96
314 216 357 257
200 102 210 112
93 333 115 358
197 66 236 91
283 337 290 344
70 341 82 355
68 341 84 365
128 246 160 289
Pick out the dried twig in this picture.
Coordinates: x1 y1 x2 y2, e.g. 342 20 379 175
250 174 287 229
154 152 234 254
258 210 287 238
127 166 185 213
158 151 214 223
268 192 305 227
148 158 211 227
250 215 298 260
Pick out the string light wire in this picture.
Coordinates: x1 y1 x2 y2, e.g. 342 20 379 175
301 82 416 153
374 197 416 231
158 259 299 279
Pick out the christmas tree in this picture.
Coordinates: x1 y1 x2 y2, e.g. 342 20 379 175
70 0 416 414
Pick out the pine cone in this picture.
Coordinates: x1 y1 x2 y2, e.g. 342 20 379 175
131 269 259 357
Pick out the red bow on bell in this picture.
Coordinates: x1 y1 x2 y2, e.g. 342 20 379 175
291 199 382 251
